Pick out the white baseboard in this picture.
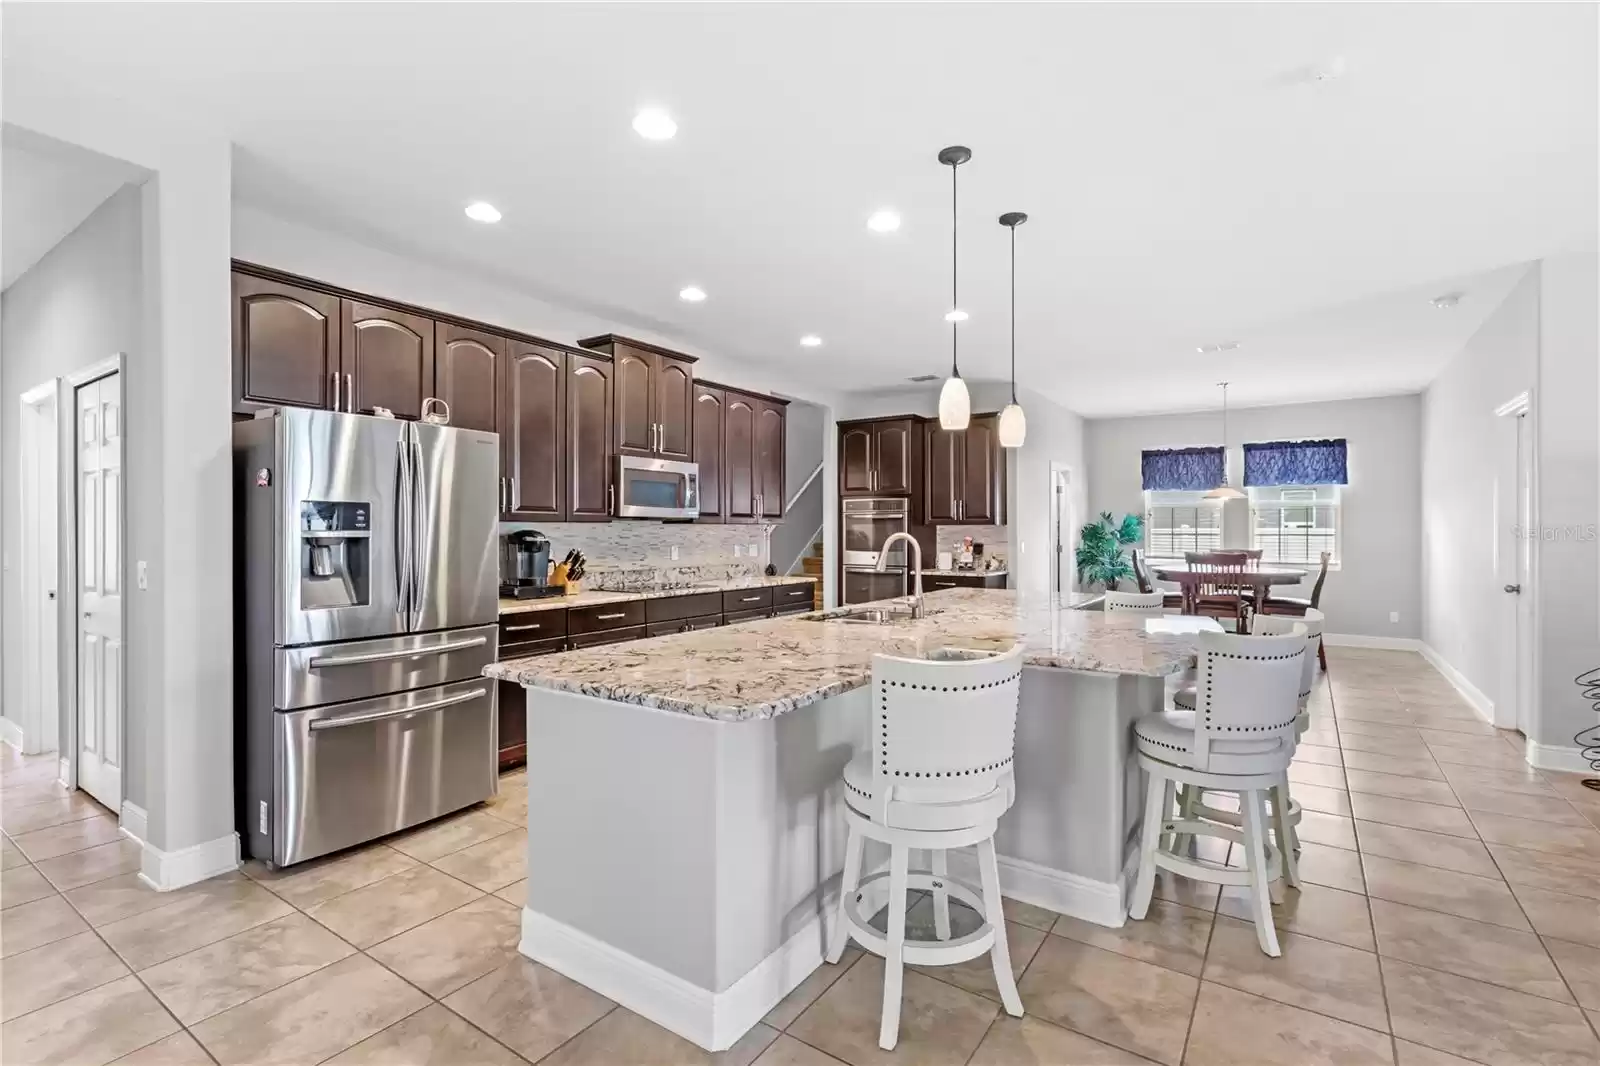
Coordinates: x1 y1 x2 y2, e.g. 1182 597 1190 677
1323 634 1422 652
1525 741 1596 775
0 717 23 752
138 832 240 892
521 906 827 1052
119 801 149 844
946 848 1128 929
1416 644 1496 726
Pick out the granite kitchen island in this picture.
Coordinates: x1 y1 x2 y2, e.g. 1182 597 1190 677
485 588 1211 1050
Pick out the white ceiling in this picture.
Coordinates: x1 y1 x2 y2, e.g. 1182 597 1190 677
1 127 143 291
3 4 1593 414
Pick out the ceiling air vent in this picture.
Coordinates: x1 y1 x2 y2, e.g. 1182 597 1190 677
908 374 939 383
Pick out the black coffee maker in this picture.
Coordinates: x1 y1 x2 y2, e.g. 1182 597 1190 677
499 530 559 599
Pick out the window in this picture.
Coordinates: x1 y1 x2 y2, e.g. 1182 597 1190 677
1249 484 1340 565
1143 491 1222 559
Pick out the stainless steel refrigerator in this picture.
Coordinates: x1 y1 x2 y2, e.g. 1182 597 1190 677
234 408 501 867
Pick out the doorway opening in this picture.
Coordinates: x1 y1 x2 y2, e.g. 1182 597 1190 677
18 380 64 758
65 358 125 811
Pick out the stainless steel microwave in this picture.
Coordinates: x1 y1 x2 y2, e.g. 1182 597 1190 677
614 455 700 519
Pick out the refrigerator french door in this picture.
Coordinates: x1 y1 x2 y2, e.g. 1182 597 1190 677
236 408 502 867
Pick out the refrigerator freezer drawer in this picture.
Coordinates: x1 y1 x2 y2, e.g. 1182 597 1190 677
275 625 499 710
272 677 498 866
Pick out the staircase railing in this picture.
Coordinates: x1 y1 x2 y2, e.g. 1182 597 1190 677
787 460 824 512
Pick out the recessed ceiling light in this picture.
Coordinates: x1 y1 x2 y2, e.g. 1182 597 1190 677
464 202 501 223
867 210 901 233
944 309 969 323
678 286 707 303
799 335 823 348
1195 342 1240 354
1431 291 1463 309
633 108 678 141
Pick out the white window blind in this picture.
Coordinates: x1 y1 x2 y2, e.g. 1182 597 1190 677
1250 485 1341 565
1143 491 1222 559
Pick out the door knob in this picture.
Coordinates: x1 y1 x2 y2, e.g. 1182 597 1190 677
1504 584 1522 594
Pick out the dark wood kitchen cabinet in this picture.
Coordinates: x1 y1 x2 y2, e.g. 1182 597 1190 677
692 385 725 522
755 398 787 520
341 301 435 420
838 418 918 497
564 352 615 521
723 391 759 523
232 274 341 414
578 335 696 460
502 341 566 520
434 323 504 435
922 414 1005 525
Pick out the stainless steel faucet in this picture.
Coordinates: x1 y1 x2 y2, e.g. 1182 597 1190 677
876 531 925 618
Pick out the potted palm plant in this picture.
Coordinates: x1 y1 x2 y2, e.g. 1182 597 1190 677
1075 511 1144 590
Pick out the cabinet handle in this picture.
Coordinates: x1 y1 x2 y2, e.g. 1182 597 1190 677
344 373 354 412
499 477 507 512
503 622 543 633
331 371 341 411
595 612 628 621
509 476 518 507
607 484 615 516
740 595 761 603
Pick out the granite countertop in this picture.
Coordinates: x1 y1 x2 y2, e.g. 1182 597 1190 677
498 574 818 615
486 587 1210 722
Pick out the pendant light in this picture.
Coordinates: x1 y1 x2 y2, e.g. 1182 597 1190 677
997 211 1029 448
1204 381 1247 500
937 145 972 430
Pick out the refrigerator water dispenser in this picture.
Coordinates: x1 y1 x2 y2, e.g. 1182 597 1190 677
299 501 371 609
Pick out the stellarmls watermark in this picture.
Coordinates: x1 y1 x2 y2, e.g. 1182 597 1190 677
1511 524 1598 542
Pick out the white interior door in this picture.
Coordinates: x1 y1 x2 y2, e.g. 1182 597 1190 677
18 386 61 755
1493 405 1534 735
77 372 123 809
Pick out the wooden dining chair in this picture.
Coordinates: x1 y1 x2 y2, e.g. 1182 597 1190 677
1261 551 1332 670
1184 551 1252 630
1131 550 1183 610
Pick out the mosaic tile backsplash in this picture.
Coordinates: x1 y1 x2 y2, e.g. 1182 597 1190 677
501 521 771 590
934 525 1009 569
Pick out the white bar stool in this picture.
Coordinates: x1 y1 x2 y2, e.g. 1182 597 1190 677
1128 626 1308 956
1174 609 1324 875
826 644 1026 1050
1103 590 1167 614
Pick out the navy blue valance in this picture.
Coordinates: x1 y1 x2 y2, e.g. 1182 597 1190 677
1243 439 1348 486
1141 447 1224 491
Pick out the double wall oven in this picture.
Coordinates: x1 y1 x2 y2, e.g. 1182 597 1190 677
841 497 911 605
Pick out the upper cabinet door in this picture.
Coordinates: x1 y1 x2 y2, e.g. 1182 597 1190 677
873 419 915 495
693 385 725 522
839 425 875 495
341 301 435 420
924 423 962 524
434 323 504 434
613 347 655 456
654 355 695 460
504 343 566 520
961 415 1003 524
756 400 786 520
724 393 759 523
566 354 614 521
232 274 340 413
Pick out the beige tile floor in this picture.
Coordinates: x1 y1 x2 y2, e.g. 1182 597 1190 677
4 647 1600 1065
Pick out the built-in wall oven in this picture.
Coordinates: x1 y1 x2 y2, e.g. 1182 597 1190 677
841 497 910 604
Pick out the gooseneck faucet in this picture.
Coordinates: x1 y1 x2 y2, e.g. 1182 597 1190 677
876 531 925 618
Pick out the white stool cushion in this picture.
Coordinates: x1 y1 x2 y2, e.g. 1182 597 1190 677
1174 686 1196 710
1134 711 1291 775
843 753 1011 831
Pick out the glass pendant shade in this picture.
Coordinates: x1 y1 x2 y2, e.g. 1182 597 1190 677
938 375 971 430
998 401 1027 447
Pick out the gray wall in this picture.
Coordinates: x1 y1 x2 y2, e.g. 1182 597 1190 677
1085 394 1424 639
1 183 141 780
1421 267 1539 714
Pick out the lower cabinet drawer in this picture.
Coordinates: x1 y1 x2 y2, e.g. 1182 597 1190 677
645 614 722 638
773 582 814 606
568 600 647 635
723 607 773 625
722 587 773 612
499 635 566 661
645 592 722 624
499 611 568 640
774 602 813 618
568 626 647 649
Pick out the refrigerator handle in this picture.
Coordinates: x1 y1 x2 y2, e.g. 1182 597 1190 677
395 434 412 623
411 435 425 630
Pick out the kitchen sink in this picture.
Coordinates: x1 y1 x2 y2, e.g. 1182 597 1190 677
808 606 921 625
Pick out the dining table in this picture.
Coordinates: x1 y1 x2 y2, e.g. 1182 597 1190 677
1150 562 1307 615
